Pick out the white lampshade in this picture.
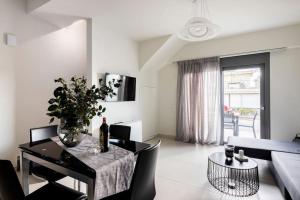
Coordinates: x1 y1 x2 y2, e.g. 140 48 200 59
177 17 220 42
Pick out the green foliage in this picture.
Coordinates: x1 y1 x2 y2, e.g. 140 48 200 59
235 108 257 116
47 76 120 127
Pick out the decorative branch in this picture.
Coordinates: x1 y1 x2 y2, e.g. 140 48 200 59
47 76 121 127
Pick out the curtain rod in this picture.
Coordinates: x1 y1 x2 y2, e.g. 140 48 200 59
220 47 287 58
172 47 287 63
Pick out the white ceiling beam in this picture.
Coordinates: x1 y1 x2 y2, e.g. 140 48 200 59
141 35 188 72
26 0 84 29
31 12 84 29
26 0 50 13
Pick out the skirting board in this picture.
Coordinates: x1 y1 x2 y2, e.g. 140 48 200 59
157 134 176 140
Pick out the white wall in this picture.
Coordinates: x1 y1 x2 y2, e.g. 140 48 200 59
154 24 300 141
139 70 158 140
90 19 140 136
90 18 159 141
0 0 87 163
157 64 177 137
270 48 300 141
16 20 87 146
0 0 22 162
0 0 16 161
0 47 16 161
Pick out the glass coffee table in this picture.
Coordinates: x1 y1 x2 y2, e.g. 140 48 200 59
207 152 259 197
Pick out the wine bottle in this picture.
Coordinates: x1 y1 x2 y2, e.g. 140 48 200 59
99 117 109 152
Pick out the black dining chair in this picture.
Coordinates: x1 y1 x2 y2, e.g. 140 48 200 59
109 124 131 141
102 140 161 200
0 160 86 200
29 125 65 182
30 125 58 142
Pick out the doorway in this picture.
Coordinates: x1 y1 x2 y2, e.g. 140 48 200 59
220 53 270 143
223 68 261 142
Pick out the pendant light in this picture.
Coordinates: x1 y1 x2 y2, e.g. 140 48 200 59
178 0 220 42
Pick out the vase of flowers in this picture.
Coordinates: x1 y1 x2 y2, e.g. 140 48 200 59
47 76 121 147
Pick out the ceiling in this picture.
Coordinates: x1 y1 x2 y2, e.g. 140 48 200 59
36 0 300 41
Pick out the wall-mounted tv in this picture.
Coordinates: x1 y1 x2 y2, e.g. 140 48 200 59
99 73 136 102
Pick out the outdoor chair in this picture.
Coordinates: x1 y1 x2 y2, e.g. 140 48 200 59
238 111 258 138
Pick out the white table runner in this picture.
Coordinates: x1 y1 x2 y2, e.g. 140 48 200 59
52 135 134 200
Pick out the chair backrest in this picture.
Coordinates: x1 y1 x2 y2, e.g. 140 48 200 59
252 112 258 126
224 112 234 123
109 124 131 141
0 160 25 200
30 125 58 143
129 140 161 200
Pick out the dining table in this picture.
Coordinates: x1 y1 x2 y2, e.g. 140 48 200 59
19 136 151 200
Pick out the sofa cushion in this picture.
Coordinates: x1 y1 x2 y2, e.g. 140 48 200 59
228 136 300 160
272 151 300 200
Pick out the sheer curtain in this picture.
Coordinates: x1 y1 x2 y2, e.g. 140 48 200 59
176 57 221 144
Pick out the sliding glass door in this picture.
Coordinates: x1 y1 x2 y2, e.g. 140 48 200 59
222 67 262 142
220 53 270 143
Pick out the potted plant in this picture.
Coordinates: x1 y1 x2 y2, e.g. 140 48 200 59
47 76 121 147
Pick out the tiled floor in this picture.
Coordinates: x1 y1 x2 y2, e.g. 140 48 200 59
25 137 284 200
150 138 283 200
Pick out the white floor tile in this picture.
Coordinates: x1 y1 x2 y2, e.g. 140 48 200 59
23 137 284 200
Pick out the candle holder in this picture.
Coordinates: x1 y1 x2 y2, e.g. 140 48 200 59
235 149 249 162
225 145 235 164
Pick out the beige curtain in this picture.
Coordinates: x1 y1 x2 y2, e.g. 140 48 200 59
176 57 221 144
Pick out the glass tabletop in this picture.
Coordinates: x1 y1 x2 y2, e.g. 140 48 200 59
19 138 151 178
209 152 258 170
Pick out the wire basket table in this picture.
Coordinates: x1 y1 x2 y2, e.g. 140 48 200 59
207 152 259 197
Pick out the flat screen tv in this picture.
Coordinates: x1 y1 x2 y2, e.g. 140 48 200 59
102 73 136 102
